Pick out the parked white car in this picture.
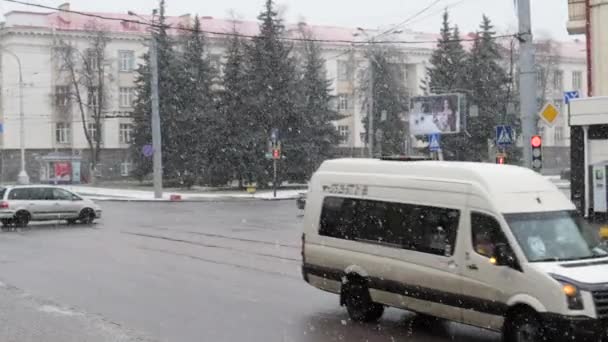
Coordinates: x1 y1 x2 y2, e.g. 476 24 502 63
0 185 102 228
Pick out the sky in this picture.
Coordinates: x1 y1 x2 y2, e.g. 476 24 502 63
0 0 577 41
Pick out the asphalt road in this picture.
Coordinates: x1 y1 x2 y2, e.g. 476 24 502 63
0 200 500 342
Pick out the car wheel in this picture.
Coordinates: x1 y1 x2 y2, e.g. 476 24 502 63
14 211 30 228
79 209 95 225
343 280 384 322
504 310 545 342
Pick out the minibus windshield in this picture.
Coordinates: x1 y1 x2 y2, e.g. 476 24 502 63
504 211 608 262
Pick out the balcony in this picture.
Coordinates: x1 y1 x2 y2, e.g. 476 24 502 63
567 0 586 35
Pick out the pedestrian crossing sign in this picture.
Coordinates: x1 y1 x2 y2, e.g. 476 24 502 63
429 133 441 152
495 125 514 147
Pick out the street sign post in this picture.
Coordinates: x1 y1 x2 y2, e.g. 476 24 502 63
495 125 514 148
564 90 580 105
429 133 441 152
539 103 560 126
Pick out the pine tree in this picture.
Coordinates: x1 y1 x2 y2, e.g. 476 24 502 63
218 29 251 187
289 34 341 181
174 16 217 187
464 15 510 161
360 47 409 156
130 0 184 184
424 11 467 94
130 50 152 182
243 0 299 186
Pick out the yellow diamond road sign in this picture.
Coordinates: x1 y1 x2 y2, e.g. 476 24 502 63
539 103 560 126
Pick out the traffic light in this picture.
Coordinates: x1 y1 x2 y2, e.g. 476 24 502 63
273 148 280 160
531 135 542 170
496 154 506 165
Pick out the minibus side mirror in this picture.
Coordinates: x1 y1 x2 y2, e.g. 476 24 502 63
493 243 517 268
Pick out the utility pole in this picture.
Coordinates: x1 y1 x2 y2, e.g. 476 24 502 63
368 58 374 158
3 49 29 184
517 0 537 169
150 14 163 199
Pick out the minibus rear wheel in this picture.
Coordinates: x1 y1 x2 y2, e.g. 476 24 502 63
343 280 384 322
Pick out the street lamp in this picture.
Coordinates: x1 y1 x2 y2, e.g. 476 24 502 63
2 49 29 184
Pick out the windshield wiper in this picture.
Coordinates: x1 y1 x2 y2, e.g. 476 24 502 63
532 257 564 263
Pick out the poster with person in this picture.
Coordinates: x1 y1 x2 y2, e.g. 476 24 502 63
409 94 462 136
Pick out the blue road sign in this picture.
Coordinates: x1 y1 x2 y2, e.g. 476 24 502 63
496 125 514 147
142 144 154 158
564 90 580 105
270 128 279 143
429 133 441 152
0 123 4 134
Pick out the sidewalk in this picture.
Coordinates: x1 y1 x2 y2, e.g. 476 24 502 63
66 185 302 202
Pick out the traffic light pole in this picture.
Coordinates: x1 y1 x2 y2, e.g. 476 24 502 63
517 0 537 169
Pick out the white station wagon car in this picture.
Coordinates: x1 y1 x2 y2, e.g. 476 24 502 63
0 185 101 228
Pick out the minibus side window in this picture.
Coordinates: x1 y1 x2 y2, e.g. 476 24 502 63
318 196 460 257
471 212 510 258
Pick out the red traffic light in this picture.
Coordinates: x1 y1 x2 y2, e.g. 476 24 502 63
497 156 505 165
273 149 280 159
531 135 542 148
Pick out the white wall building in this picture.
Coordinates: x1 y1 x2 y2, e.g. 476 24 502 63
0 3 587 182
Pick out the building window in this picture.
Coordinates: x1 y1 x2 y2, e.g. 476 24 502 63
338 125 350 143
536 67 545 86
337 60 352 81
87 123 102 144
55 122 71 144
319 197 460 257
572 71 582 90
120 161 132 176
55 85 71 107
119 87 135 108
337 94 349 112
87 87 99 112
209 54 223 76
119 123 133 144
119 50 135 72
553 70 563 90
85 49 99 70
554 126 564 144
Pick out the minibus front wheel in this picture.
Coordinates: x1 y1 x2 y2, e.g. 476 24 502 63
503 307 545 342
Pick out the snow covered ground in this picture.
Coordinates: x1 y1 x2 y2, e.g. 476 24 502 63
65 186 302 202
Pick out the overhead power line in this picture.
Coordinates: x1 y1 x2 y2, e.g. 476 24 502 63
3 0 519 46
375 0 445 38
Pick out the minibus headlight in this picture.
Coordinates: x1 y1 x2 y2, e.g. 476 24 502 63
561 282 584 310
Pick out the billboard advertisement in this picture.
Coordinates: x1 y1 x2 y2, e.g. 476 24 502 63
410 94 463 136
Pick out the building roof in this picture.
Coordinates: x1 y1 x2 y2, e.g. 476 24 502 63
2 5 586 59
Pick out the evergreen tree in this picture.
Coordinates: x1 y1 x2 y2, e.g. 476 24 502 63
361 47 409 156
131 0 187 185
218 29 251 187
243 0 299 186
424 11 467 94
464 15 510 161
289 35 341 181
130 50 152 182
175 16 217 187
